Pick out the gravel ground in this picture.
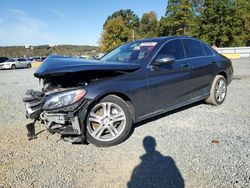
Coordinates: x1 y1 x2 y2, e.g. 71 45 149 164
0 59 249 188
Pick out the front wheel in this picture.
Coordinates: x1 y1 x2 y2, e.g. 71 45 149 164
11 64 16 70
27 64 31 68
205 75 227 105
85 95 132 147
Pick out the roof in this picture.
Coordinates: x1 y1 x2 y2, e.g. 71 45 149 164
134 36 198 43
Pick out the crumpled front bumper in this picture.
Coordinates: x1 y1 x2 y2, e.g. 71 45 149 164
40 112 82 135
23 89 44 119
23 89 90 140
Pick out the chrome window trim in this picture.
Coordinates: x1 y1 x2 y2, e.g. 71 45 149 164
147 37 216 68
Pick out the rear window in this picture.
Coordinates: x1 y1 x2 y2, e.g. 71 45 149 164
182 39 205 58
202 43 214 56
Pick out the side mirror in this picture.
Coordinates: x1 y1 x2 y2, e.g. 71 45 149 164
154 55 175 66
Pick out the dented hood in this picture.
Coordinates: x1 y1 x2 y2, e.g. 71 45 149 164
34 55 141 78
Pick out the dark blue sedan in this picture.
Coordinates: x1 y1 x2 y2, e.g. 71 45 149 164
23 36 233 147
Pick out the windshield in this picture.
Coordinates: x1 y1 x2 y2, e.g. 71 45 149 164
100 41 158 63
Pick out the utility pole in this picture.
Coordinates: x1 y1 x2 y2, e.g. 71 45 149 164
132 29 135 41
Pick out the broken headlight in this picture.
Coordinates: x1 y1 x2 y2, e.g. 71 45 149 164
43 89 86 110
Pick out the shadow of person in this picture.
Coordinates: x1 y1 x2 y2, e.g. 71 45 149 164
127 136 184 188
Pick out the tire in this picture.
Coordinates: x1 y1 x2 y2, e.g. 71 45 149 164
27 64 31 68
205 75 227 105
85 95 132 147
11 64 16 70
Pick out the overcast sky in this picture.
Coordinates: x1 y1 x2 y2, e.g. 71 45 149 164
0 0 167 46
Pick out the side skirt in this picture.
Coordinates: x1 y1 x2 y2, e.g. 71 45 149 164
136 94 209 123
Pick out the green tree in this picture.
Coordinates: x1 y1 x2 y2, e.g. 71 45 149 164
100 16 130 52
159 0 196 36
191 0 205 14
238 0 250 45
196 0 245 47
103 9 139 29
139 11 159 38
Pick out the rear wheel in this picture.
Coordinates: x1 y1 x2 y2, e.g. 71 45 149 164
85 95 132 147
11 64 16 70
205 75 227 105
27 64 31 68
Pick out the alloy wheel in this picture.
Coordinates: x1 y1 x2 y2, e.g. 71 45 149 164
215 79 226 102
87 102 126 142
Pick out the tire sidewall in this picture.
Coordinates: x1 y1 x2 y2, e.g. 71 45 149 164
85 95 132 147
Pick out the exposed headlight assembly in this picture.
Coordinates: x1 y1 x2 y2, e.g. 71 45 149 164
43 89 86 110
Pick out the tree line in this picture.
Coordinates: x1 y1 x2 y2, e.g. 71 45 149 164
0 45 98 58
100 0 250 52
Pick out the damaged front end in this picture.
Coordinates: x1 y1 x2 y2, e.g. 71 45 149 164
23 87 90 143
23 55 140 143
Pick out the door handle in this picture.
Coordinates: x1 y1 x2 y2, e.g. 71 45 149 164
180 63 190 68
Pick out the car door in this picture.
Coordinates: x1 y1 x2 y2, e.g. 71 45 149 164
182 39 217 97
16 58 24 68
147 39 194 112
20 58 28 68
15 58 20 68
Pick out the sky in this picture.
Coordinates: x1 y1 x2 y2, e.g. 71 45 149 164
0 0 167 46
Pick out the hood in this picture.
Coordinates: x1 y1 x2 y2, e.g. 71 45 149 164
34 55 141 78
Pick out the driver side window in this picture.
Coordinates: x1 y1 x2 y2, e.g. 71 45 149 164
157 40 185 60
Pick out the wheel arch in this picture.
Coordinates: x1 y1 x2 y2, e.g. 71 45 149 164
217 71 227 81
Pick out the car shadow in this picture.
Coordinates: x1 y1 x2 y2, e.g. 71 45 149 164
134 101 204 129
127 136 184 188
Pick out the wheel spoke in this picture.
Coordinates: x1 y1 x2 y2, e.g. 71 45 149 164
216 82 220 89
222 86 226 93
91 126 106 138
112 112 125 122
102 102 112 117
89 112 102 123
216 92 220 100
106 103 112 116
219 80 223 87
108 125 119 137
219 94 223 101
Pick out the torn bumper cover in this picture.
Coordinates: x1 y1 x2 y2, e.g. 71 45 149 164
23 89 90 141
23 89 44 119
40 112 81 135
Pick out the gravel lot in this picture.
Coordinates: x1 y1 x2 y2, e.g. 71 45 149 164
0 59 249 188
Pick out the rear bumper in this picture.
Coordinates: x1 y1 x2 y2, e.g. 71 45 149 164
227 72 233 85
227 65 234 85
